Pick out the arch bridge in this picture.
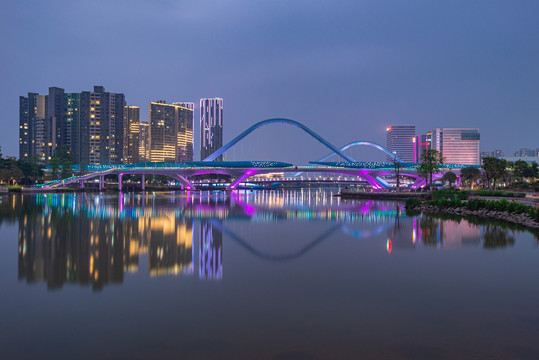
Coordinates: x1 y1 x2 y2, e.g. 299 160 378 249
37 118 478 190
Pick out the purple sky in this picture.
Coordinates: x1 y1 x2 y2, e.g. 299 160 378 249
1 0 538 162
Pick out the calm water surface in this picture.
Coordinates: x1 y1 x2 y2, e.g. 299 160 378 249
0 190 538 360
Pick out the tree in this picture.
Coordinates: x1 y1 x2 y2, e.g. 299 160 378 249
54 145 74 163
417 149 444 189
531 162 539 179
17 160 44 184
61 162 72 179
0 168 24 185
482 157 508 190
52 145 74 180
512 160 529 182
392 157 402 190
50 157 60 180
441 171 458 187
460 166 481 189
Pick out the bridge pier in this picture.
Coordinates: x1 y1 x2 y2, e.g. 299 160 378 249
99 175 104 191
79 179 84 188
118 174 123 192
173 174 195 190
142 174 145 191
362 174 383 190
411 177 426 189
228 170 258 190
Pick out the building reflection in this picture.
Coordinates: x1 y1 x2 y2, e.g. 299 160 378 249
413 215 481 248
145 217 193 277
199 221 223 279
5 192 536 291
17 200 207 291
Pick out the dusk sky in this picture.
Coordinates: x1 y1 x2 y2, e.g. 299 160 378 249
1 0 538 162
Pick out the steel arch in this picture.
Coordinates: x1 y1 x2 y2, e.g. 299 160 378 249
203 118 355 162
317 140 403 163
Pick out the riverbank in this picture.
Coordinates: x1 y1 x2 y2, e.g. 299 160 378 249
338 190 427 200
406 202 539 229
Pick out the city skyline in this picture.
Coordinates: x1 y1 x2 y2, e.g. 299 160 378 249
1 1 538 163
14 85 536 166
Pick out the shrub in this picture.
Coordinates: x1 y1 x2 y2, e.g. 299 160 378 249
514 203 527 214
496 199 509 212
405 198 421 208
485 201 497 211
457 191 469 200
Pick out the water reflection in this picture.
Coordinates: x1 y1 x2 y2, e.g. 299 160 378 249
200 220 223 279
1 190 535 292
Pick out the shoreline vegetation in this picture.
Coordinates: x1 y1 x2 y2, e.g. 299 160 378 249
404 190 539 230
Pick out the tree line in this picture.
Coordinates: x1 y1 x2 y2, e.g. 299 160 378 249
414 150 538 190
0 146 74 186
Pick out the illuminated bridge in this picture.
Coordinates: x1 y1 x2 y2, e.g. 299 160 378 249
37 118 479 190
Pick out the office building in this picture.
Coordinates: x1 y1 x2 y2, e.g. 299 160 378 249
149 101 194 162
429 128 442 153
432 128 480 165
413 134 431 163
124 106 140 164
200 98 223 161
386 125 415 162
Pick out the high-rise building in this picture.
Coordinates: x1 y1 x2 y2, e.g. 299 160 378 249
149 101 194 162
124 106 140 164
79 86 126 165
386 125 415 162
429 128 442 153
139 122 150 162
21 86 126 165
432 128 480 165
19 87 65 162
173 102 194 162
413 134 431 162
65 93 81 163
200 98 223 161
480 150 504 160
514 148 538 157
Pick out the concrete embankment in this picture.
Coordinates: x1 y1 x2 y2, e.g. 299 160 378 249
408 204 539 230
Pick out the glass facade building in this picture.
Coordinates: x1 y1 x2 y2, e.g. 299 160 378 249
432 128 480 165
386 125 415 162
200 98 223 161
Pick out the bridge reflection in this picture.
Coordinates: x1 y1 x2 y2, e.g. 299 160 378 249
1 191 529 292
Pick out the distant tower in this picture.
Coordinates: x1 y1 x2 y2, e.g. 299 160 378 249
200 98 223 161
386 125 415 162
